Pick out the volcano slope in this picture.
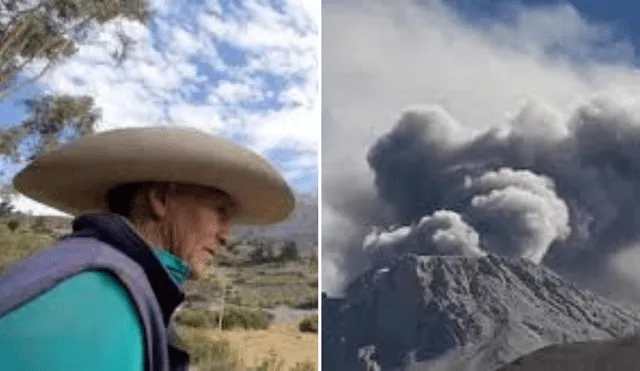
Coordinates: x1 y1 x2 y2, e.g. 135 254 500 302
497 334 640 371
322 254 640 371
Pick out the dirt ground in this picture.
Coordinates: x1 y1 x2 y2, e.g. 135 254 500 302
204 324 318 370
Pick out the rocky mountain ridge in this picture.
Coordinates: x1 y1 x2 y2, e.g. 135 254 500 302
322 253 640 371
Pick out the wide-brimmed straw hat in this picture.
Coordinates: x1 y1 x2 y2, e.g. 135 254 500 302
12 126 295 224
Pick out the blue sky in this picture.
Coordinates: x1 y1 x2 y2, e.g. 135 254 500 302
449 0 637 28
2 0 319 216
447 0 639 62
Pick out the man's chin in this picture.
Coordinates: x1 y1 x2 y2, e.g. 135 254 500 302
189 261 214 280
190 267 205 280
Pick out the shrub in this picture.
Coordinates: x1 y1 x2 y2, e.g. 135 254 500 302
227 295 242 305
174 308 272 331
185 292 208 303
295 297 318 310
289 361 316 371
221 307 271 330
174 326 242 370
174 308 217 328
307 278 317 288
298 315 317 333
6 219 20 232
279 241 299 261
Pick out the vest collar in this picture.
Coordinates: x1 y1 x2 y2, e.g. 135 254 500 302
68 213 185 325
114 215 192 285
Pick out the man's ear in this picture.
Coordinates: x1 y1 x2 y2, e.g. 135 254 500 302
148 184 170 220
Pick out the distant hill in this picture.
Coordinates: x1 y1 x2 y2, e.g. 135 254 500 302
231 193 318 251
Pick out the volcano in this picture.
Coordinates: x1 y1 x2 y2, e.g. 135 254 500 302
322 254 640 371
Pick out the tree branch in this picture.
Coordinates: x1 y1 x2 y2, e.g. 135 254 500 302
0 13 96 97
0 14 33 65
0 43 64 99
0 1 47 36
0 23 38 73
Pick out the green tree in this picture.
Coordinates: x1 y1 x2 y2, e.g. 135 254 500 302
0 0 151 161
0 0 151 98
0 199 15 217
0 184 16 217
2 94 101 161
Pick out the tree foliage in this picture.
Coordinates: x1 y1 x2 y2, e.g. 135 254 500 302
0 0 151 98
0 94 101 160
0 184 16 217
0 0 151 162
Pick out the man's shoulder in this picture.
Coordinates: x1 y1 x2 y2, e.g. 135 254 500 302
0 270 145 371
0 235 147 326
1 269 143 328
54 270 143 315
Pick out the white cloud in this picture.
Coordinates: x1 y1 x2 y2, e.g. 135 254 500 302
247 104 318 153
167 103 224 131
215 80 263 103
10 0 318 216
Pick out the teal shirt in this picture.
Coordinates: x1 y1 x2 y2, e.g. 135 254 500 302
0 248 190 371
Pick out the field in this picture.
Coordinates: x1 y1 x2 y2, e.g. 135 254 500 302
176 323 318 371
0 216 318 371
206 324 317 368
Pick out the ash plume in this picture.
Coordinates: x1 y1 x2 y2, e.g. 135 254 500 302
363 210 486 267
332 95 640 302
366 104 574 264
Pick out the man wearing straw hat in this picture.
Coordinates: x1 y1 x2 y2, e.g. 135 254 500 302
0 126 295 371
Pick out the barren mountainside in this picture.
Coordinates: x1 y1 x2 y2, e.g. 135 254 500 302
231 193 318 251
322 254 640 371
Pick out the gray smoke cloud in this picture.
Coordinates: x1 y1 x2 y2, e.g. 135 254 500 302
363 210 486 267
322 0 640 303
369 95 640 266
365 104 577 264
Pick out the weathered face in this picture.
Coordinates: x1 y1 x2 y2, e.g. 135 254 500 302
151 183 234 278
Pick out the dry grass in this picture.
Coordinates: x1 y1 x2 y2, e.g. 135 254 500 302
185 261 317 310
202 324 318 370
0 221 55 274
223 263 317 309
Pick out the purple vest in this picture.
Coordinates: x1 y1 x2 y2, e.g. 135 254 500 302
0 236 190 371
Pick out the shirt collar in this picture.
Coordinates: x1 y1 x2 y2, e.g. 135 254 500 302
117 215 192 284
153 249 191 285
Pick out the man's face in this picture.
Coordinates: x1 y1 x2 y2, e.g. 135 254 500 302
161 184 234 278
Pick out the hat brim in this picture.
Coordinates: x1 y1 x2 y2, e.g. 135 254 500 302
12 127 296 225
